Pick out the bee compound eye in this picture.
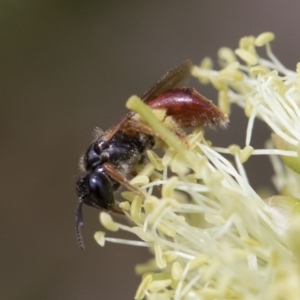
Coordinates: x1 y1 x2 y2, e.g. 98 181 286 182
88 171 115 210
77 170 115 211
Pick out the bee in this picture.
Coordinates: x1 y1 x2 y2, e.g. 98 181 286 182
75 60 228 249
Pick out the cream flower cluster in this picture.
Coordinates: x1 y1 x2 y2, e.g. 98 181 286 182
95 32 300 300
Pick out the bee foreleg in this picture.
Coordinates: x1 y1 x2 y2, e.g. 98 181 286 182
103 162 145 200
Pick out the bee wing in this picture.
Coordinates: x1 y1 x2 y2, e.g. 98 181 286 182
103 60 193 141
141 59 192 103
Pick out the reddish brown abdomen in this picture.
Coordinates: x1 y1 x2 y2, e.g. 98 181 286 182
146 87 228 128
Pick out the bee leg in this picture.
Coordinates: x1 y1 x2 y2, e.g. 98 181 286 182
134 111 189 146
111 207 125 215
127 119 160 138
130 115 189 148
162 116 189 146
103 162 145 200
130 170 138 177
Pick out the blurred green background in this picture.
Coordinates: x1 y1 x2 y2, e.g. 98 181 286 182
1 1 299 299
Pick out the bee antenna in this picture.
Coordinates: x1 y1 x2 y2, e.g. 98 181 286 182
75 197 85 250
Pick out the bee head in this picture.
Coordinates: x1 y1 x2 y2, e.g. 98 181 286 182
75 168 115 249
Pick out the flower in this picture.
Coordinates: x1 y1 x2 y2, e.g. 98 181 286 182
95 32 300 300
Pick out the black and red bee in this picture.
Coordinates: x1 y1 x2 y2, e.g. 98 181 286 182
76 60 228 249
